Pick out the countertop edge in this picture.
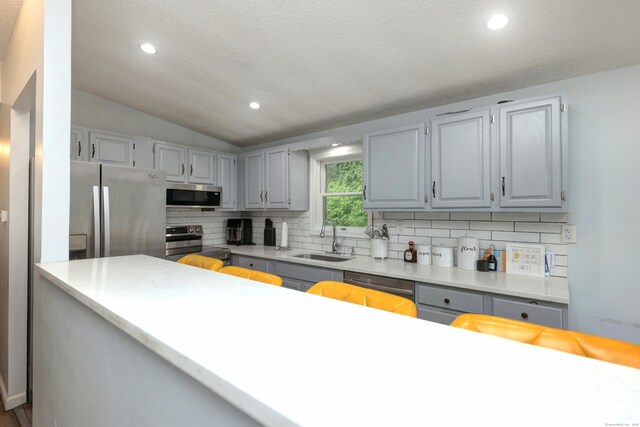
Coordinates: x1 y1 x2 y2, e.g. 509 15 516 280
35 262 299 427
223 246 570 304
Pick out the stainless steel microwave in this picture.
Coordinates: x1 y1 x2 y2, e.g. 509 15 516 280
166 183 221 208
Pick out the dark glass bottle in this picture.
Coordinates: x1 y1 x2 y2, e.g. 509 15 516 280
488 252 497 271
404 241 417 263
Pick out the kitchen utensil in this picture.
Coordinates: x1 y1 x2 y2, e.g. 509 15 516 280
373 229 381 239
365 225 374 239
381 224 389 239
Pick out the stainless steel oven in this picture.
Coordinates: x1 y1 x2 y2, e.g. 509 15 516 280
343 271 415 301
165 224 230 263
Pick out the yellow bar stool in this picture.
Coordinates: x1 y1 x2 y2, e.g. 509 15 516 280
451 313 640 369
176 254 224 272
218 266 283 287
307 281 417 318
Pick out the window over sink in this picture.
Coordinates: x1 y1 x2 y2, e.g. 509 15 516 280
310 144 370 237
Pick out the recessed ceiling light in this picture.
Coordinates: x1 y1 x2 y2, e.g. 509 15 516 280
487 14 508 30
249 102 260 110
331 143 339 147
140 43 157 54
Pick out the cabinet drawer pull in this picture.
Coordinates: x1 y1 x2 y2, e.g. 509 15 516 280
190 164 193 176
92 143 96 159
363 185 367 200
78 141 82 157
502 177 506 196
432 181 436 198
529 301 539 305
521 312 529 319
444 298 450 304
260 191 263 202
265 191 268 203
182 163 185 175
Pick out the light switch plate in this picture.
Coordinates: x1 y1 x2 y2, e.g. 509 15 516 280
561 224 577 243
1 210 7 222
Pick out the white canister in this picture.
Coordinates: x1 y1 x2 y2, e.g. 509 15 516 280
416 245 431 265
457 237 480 270
431 246 454 268
371 239 388 260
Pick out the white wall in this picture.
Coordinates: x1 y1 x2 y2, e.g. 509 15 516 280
71 88 240 153
0 0 71 408
247 64 640 344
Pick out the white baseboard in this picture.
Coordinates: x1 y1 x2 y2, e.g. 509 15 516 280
0 375 27 410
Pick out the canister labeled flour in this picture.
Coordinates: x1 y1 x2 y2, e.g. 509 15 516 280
457 237 480 270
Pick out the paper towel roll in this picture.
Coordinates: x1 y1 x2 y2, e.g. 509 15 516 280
280 222 288 247
457 237 480 270
432 246 454 268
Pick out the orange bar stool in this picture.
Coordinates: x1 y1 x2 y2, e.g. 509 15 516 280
218 266 283 287
307 281 417 318
451 313 640 369
177 254 224 272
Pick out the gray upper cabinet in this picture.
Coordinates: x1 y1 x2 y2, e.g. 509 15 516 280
89 131 134 166
431 109 492 209
188 148 216 185
264 147 289 209
154 141 186 182
363 123 427 209
217 152 237 210
244 151 266 209
241 147 308 211
499 96 564 208
70 126 86 161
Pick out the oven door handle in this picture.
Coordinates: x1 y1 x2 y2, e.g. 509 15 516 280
344 279 414 297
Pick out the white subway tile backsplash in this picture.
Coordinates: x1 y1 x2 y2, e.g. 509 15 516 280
450 212 492 221
491 212 540 222
180 208 568 278
541 213 568 223
492 231 540 243
515 222 563 233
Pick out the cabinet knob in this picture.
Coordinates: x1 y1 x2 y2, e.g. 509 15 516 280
249 263 253 267
444 298 450 304
521 312 529 319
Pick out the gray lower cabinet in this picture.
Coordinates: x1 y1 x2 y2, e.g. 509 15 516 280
416 282 567 328
229 255 343 291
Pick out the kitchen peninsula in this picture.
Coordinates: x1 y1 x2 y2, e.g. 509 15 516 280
34 255 639 426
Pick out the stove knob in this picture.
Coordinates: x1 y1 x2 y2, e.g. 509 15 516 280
188 226 194 233
195 226 202 233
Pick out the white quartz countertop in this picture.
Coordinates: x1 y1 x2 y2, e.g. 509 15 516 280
37 255 637 427
222 245 570 304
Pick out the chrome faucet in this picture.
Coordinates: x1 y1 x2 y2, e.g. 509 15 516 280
320 219 341 254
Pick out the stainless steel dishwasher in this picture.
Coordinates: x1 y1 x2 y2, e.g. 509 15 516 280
343 271 415 301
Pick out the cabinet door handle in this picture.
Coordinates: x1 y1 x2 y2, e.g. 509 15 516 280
432 181 436 198
260 191 263 202
363 185 367 200
190 164 193 176
444 298 450 304
521 312 529 319
265 191 268 203
182 163 185 175
502 177 506 196
78 141 82 157
92 143 95 159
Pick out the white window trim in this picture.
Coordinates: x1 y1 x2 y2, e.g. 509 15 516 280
309 144 371 239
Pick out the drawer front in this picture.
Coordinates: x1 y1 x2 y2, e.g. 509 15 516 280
274 262 343 283
281 277 302 291
418 306 461 326
492 298 563 329
235 256 270 273
417 285 483 313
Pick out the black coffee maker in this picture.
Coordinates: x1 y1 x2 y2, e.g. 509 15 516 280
264 219 276 246
226 219 253 245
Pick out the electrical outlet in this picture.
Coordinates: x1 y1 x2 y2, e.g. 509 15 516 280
561 224 577 244
397 220 405 234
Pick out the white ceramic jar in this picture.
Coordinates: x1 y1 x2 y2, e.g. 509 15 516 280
431 246 454 268
416 245 431 265
457 237 480 270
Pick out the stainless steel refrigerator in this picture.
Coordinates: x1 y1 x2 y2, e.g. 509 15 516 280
69 161 167 259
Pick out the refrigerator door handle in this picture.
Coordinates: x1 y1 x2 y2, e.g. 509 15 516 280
93 186 101 257
103 186 111 257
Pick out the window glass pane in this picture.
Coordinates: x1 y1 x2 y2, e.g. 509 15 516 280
325 161 363 193
324 195 368 227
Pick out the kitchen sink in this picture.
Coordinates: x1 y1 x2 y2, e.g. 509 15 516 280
293 253 353 262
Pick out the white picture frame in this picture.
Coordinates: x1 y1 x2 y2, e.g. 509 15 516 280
505 243 546 277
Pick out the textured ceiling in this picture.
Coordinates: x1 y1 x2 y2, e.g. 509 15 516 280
0 0 23 59
72 0 640 146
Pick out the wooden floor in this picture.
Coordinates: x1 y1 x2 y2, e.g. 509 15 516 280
0 400 31 427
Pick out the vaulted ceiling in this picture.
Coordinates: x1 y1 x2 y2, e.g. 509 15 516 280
69 1 640 146
0 0 22 59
